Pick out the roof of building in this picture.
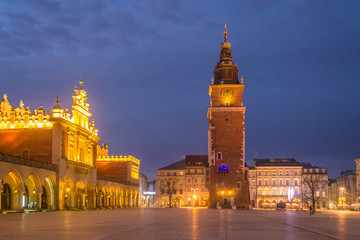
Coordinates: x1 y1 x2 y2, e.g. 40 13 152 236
340 170 356 177
157 159 186 170
253 158 302 167
300 162 322 169
185 155 208 166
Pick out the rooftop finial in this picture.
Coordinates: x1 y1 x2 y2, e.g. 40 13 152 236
56 95 60 105
241 75 244 84
223 18 228 42
79 77 83 89
211 76 214 84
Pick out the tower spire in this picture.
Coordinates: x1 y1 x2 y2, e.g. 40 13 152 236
224 23 228 42
79 77 83 89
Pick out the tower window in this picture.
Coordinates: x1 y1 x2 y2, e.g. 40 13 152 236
217 152 222 160
237 181 241 190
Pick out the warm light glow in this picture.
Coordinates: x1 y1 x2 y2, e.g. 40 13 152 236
66 188 70 192
97 155 140 165
228 191 231 195
193 195 197 199
221 191 224 195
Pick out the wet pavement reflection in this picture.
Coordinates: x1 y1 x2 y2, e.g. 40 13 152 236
0 208 359 240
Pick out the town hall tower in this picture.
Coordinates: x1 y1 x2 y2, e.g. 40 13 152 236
208 25 250 209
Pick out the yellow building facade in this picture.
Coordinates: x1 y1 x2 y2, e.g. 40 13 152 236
0 79 139 212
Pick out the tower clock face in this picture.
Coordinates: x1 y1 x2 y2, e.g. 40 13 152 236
221 88 233 99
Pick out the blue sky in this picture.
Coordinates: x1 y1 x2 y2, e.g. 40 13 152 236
1 0 359 180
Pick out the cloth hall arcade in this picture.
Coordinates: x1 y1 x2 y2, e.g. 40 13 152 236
0 79 140 212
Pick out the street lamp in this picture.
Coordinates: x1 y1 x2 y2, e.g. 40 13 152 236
340 187 345 209
288 187 294 210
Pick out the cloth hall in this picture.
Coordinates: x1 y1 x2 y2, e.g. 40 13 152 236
0 80 140 212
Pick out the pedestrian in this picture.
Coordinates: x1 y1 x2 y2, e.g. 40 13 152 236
309 205 312 216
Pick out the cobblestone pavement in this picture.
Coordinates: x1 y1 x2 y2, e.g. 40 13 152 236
0 208 359 240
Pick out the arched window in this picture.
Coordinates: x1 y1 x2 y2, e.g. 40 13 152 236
1 183 12 209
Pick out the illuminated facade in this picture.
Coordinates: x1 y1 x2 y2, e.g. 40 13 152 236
249 159 303 209
249 159 328 209
208 25 250 209
0 80 139 212
156 155 208 207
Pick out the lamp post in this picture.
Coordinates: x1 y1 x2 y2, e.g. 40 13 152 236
340 187 344 209
288 187 294 210
191 188 198 207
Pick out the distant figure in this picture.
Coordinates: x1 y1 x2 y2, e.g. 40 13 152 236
309 205 312 215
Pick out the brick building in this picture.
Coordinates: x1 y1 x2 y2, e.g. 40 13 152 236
208 25 249 209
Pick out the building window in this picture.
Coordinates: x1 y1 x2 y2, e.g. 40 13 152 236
174 190 177 194
188 178 190 183
264 190 268 195
295 189 298 195
272 171 275 176
180 190 183 194
272 180 276 186
180 180 183 185
280 180 283 186
316 191 320 197
201 178 204 183
173 172 177 176
280 189 283 196
194 169 197 174
265 180 268 186
286 180 289 186
217 152 222 160
265 171 268 176
272 189 276 195
280 171 283 176
258 190 262 195
22 150 29 159
322 192 325 197
258 180 261 186
258 171 261 176
252 181 255 186
294 180 298 186
286 170 289 176
195 178 197 183
237 181 241 190
295 170 298 176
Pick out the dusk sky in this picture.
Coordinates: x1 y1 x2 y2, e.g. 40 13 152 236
0 0 359 181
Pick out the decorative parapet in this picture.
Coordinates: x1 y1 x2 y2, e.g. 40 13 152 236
0 80 98 136
97 175 140 187
0 153 57 171
97 155 140 165
0 95 53 129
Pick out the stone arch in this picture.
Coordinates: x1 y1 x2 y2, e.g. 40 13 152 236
2 169 24 211
95 184 102 208
120 188 125 207
133 190 138 207
115 187 121 207
62 178 74 210
102 185 109 208
43 176 56 210
75 180 85 209
24 172 42 210
86 182 95 209
109 186 115 207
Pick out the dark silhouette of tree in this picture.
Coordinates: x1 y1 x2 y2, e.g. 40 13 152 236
302 174 325 213
160 178 177 208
